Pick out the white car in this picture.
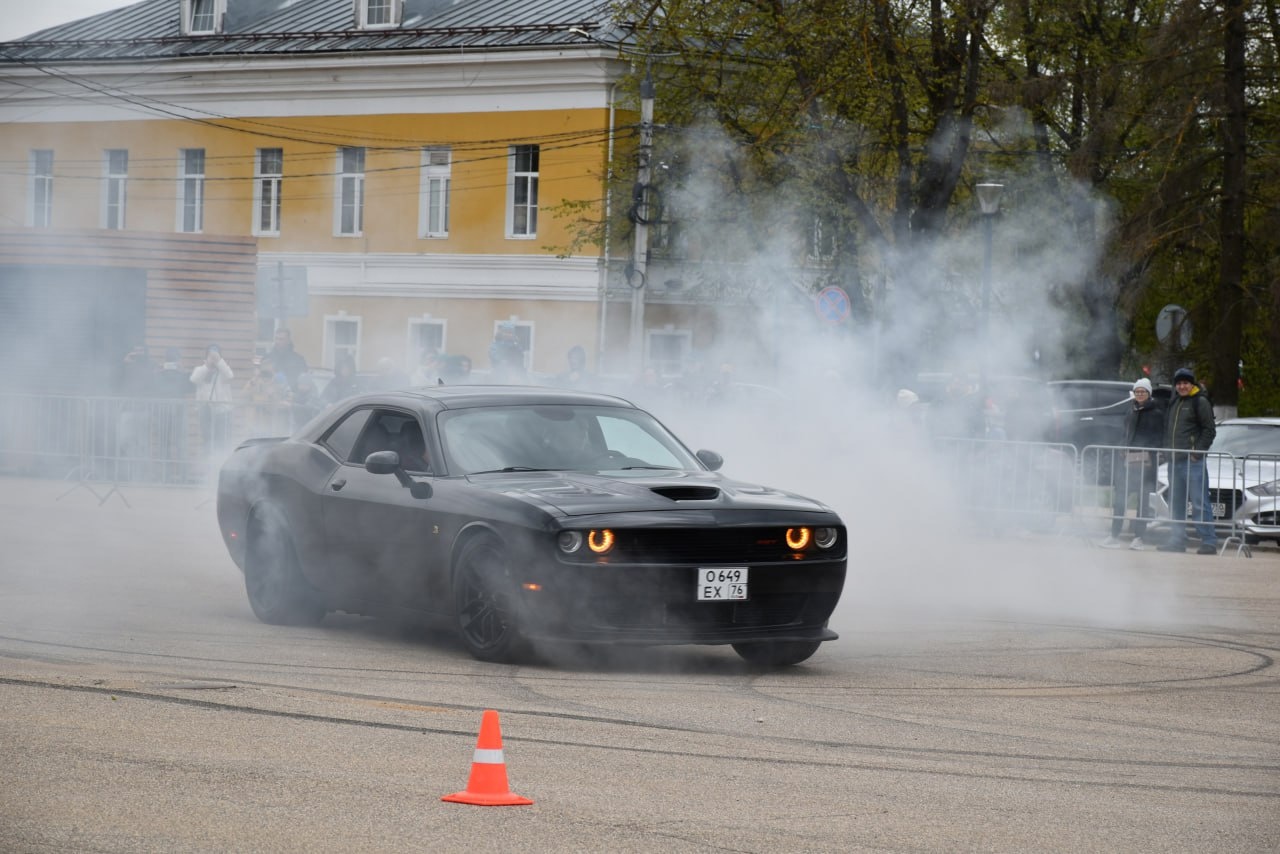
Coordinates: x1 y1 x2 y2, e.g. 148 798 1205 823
1151 418 1280 543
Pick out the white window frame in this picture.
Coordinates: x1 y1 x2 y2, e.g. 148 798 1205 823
102 149 128 230
357 0 402 28
29 149 53 228
407 316 447 367
506 144 539 239
253 148 283 236
646 327 693 377
334 147 365 237
176 148 205 233
418 147 451 238
323 313 363 370
181 0 226 35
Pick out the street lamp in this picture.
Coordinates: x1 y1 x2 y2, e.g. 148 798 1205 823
628 71 655 375
975 182 1003 399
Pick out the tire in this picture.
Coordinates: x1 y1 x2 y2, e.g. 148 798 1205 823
731 640 823 668
244 513 325 626
453 536 523 662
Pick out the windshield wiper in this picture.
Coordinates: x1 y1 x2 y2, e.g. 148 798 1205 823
620 465 680 470
469 466 557 474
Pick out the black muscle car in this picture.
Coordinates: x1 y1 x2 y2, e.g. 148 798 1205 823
215 386 847 666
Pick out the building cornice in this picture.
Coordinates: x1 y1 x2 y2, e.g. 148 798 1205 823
259 250 602 301
0 48 630 123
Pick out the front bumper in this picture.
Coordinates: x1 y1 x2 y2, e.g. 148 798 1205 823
509 558 847 646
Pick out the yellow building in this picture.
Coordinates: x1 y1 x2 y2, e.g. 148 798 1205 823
0 0 643 384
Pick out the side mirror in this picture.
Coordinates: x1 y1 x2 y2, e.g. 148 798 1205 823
365 450 401 475
696 449 723 471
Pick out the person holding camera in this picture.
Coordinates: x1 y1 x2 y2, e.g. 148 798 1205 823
190 343 234 458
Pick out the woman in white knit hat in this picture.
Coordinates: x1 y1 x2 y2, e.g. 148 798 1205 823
1100 377 1165 549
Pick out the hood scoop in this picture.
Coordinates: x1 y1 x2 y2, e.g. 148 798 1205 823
650 485 720 501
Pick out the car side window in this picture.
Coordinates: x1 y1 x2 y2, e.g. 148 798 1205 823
321 408 373 462
350 409 431 472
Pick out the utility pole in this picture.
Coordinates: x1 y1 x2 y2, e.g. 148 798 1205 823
627 70 655 375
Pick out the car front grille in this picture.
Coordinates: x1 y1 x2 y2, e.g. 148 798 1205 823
1209 488 1244 514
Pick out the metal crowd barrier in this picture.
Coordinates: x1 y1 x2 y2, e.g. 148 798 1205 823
932 437 1079 533
1075 445 1273 557
0 393 310 502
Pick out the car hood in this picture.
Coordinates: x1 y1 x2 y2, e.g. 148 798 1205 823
1158 455 1280 489
463 469 832 516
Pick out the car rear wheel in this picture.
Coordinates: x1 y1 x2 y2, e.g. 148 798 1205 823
453 536 522 662
244 514 325 626
731 640 822 668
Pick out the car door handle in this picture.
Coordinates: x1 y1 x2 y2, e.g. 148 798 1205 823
330 479 347 491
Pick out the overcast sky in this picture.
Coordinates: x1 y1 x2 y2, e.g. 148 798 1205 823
0 1 135 41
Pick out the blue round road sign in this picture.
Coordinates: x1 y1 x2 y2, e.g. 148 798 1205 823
815 286 851 325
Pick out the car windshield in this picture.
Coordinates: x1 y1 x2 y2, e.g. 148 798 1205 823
1210 424 1280 456
438 404 702 475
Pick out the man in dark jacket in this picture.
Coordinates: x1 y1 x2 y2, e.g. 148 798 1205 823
266 328 308 391
1158 367 1218 554
1100 378 1165 550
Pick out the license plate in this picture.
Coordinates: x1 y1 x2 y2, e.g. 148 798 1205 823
1212 502 1226 518
696 567 748 601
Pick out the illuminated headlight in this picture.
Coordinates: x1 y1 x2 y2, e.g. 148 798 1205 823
557 531 583 554
587 529 615 554
785 528 811 550
814 527 838 549
1248 480 1280 497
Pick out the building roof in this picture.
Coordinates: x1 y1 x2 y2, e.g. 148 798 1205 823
1 0 635 61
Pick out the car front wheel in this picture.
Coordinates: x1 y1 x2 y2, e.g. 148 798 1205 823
453 536 523 662
244 514 325 626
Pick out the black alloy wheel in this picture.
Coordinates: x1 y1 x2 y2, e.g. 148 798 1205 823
244 514 325 627
731 640 823 668
453 536 522 662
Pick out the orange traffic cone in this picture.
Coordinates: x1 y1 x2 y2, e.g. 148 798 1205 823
441 709 534 806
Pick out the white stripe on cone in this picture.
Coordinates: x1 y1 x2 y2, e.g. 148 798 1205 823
473 748 505 764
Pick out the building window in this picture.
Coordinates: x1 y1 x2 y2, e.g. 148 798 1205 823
646 328 692 377
507 144 539 238
183 0 225 34
29 149 53 228
418 147 451 238
408 317 446 369
177 148 205 233
324 314 362 369
359 0 401 28
254 148 283 236
102 149 128 230
335 147 365 237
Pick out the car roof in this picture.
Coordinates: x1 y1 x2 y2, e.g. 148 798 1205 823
340 384 638 411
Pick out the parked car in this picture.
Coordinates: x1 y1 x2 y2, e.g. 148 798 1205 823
215 386 848 666
1150 417 1280 544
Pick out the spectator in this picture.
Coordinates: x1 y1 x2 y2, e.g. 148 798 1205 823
323 353 362 405
1100 378 1166 550
242 355 289 436
288 373 323 431
266 327 308 390
154 347 193 477
155 347 193 398
440 353 473 384
488 321 527 383
410 348 444 387
370 357 410 391
554 345 594 389
190 343 234 458
115 343 157 478
929 374 983 439
1157 367 1217 555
